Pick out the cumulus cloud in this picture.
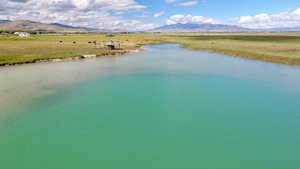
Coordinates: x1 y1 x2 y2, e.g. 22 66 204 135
166 14 218 25
238 8 300 28
165 0 177 3
178 1 198 7
154 11 165 18
0 0 155 30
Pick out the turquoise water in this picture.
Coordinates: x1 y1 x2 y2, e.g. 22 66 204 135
0 45 300 169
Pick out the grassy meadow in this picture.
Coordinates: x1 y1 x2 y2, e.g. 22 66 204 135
165 34 300 66
1 33 300 66
0 34 160 65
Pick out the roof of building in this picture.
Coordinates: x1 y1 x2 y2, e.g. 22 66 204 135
105 42 119 46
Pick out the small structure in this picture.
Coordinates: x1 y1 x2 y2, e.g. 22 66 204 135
14 32 30 37
81 54 97 59
105 34 114 37
105 41 120 50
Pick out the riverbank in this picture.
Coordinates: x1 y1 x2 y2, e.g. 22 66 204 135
0 34 156 66
1 33 300 66
0 49 141 67
164 34 300 66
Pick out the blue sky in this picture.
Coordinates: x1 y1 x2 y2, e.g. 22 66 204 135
134 0 300 27
1 0 300 30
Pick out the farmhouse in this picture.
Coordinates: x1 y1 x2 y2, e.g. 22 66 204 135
14 32 30 37
105 41 120 50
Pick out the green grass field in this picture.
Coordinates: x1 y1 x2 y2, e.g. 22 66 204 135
1 33 300 66
0 34 156 65
164 34 300 66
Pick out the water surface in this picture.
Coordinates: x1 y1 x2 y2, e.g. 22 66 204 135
0 45 300 169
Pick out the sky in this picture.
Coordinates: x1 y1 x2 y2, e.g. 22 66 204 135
1 0 300 30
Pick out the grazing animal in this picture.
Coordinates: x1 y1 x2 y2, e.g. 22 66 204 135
59 41 63 43
73 41 76 44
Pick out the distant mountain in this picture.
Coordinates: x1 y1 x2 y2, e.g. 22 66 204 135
150 23 253 33
0 20 11 23
2 20 300 33
50 23 96 31
0 20 132 33
0 20 88 32
266 27 300 32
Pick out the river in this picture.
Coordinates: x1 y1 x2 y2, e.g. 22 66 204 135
0 44 300 169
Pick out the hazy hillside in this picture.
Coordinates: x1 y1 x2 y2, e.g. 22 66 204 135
50 23 96 31
0 20 88 32
150 23 253 33
0 20 10 24
1 20 300 33
267 27 300 32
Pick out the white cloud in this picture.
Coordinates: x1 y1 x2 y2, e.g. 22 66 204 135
165 0 177 3
114 11 125 15
154 11 165 18
166 14 218 25
293 8 300 15
178 1 198 7
238 8 300 28
0 0 153 30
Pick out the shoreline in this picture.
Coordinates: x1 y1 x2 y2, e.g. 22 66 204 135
1 33 300 68
0 43 299 68
0 48 142 68
179 44 300 67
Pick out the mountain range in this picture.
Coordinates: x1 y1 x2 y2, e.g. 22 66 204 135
266 27 300 32
0 20 131 33
0 20 89 32
0 20 11 24
149 23 253 33
150 23 300 33
1 20 300 33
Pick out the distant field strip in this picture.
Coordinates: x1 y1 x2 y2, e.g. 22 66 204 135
1 33 300 66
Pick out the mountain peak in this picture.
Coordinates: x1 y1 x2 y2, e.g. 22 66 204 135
0 20 11 23
0 20 88 32
150 23 252 33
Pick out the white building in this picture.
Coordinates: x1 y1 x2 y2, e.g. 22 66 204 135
14 32 30 37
